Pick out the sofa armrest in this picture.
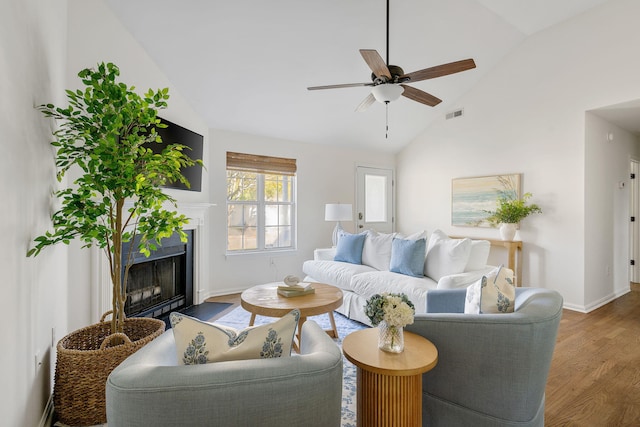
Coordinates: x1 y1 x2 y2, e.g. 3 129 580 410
314 247 336 261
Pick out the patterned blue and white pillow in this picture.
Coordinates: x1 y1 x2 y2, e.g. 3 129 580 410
170 309 300 365
464 266 515 314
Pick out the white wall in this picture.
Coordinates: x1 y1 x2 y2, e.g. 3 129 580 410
396 0 640 311
207 129 395 296
1 0 68 425
585 112 640 307
66 0 210 328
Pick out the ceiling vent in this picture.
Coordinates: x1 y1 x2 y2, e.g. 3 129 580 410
446 108 464 120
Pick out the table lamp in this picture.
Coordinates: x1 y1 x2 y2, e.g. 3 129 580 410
325 203 353 246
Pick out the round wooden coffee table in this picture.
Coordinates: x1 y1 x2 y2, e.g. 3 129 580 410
342 328 438 427
240 282 343 351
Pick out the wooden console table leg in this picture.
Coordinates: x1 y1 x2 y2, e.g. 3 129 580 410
507 241 523 286
357 369 423 427
508 244 517 285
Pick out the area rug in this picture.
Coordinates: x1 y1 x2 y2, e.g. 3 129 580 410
215 307 367 427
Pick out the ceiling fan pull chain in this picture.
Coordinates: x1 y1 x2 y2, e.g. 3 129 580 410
385 102 389 139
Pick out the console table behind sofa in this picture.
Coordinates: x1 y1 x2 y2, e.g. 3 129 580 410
451 237 522 286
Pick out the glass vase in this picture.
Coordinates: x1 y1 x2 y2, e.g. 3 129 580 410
377 320 404 353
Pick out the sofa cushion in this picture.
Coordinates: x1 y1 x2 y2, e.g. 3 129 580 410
465 239 491 271
362 230 395 271
390 237 427 277
169 309 299 364
424 230 472 281
334 231 366 264
302 259 377 291
350 270 438 314
464 266 515 314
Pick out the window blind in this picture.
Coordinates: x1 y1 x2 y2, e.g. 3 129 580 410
226 152 297 176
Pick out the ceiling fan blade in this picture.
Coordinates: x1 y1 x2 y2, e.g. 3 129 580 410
400 85 442 107
307 82 373 90
401 59 476 83
359 49 391 80
355 93 376 112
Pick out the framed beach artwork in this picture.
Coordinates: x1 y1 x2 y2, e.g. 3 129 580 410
451 174 521 227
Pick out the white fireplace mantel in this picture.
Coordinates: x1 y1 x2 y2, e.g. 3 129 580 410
90 202 214 321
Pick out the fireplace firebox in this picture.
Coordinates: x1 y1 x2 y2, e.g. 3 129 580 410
121 230 194 319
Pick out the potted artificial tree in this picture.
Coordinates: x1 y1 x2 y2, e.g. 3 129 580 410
28 62 202 426
485 192 542 240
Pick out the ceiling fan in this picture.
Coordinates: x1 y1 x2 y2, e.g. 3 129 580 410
307 0 476 113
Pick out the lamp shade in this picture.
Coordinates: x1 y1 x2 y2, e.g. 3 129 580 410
325 204 352 222
371 84 404 103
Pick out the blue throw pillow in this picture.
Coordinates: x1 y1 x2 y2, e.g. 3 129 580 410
390 237 426 277
334 232 366 265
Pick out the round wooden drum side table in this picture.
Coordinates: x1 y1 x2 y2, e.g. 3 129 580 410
342 328 438 427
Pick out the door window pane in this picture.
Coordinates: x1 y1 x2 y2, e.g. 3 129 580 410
365 174 387 222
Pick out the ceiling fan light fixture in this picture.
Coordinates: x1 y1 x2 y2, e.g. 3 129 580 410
371 84 404 103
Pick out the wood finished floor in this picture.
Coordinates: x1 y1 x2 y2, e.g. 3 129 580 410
207 286 640 426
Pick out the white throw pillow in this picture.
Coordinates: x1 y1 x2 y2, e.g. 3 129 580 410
464 266 515 314
361 230 396 271
465 240 491 271
170 309 299 364
424 230 472 281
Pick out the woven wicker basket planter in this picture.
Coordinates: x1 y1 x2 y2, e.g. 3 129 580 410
53 313 165 426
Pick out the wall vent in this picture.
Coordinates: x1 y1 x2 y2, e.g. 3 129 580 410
446 109 464 120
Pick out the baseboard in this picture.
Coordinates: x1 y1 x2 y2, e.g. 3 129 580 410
203 287 246 299
563 287 631 313
584 288 630 312
38 394 54 427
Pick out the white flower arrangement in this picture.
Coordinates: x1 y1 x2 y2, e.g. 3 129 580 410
364 293 415 327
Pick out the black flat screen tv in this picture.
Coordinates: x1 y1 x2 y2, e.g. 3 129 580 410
145 118 204 192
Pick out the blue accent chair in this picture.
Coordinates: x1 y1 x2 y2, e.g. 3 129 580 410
405 287 563 427
106 320 343 427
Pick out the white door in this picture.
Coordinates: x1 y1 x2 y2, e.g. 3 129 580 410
356 166 394 233
630 159 639 283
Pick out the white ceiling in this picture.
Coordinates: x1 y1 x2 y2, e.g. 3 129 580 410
105 0 619 152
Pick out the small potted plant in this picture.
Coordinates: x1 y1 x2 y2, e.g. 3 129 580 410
485 192 542 240
27 62 202 426
364 293 415 353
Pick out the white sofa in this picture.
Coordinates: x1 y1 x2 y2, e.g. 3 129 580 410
303 229 495 325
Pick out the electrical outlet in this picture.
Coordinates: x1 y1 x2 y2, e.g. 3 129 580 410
606 265 611 276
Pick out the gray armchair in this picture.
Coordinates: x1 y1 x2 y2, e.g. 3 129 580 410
405 287 562 427
106 320 343 427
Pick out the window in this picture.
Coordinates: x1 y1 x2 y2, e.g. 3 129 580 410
226 152 296 253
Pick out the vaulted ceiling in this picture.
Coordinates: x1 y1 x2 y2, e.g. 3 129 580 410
105 0 614 152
